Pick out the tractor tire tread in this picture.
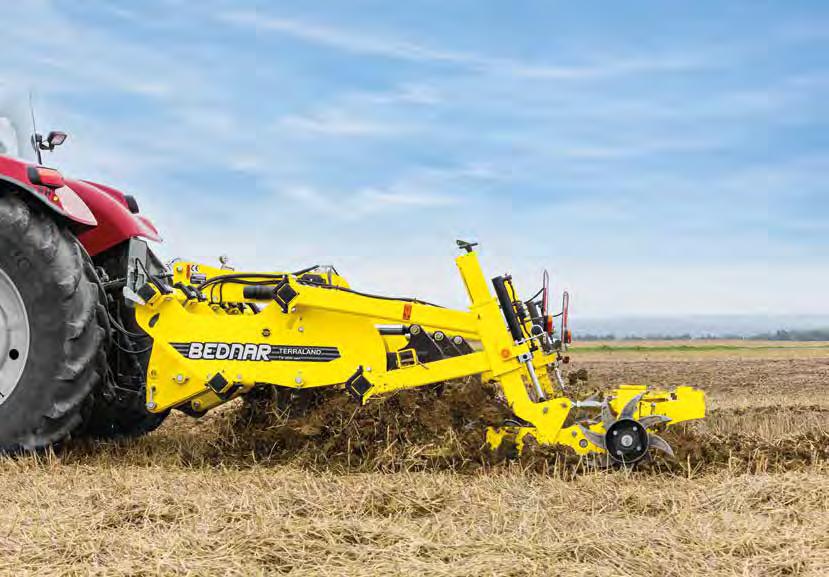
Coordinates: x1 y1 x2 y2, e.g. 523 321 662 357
0 193 105 452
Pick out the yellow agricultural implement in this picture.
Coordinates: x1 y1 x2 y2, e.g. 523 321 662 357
134 240 705 464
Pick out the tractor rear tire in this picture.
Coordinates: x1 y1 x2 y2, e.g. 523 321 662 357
80 392 169 439
0 194 105 451
78 308 170 439
79 241 169 440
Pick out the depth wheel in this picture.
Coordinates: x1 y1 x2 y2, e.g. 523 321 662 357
580 393 675 468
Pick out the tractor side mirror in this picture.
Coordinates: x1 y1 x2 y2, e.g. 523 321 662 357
46 131 67 148
34 131 68 152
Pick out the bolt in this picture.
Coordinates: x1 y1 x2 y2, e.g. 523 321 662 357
571 430 578 437
579 439 589 449
453 336 464 345
174 373 186 384
192 400 201 410
295 376 303 384
298 326 304 333
236 375 242 381
621 434 634 448
365 367 372 372
149 370 158 378
262 328 271 337
175 265 183 273
543 407 549 414
613 430 618 436
146 402 157 410
291 307 297 313
434 331 445 341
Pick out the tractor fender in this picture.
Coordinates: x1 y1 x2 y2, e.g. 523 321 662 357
68 179 161 257
0 171 98 229
0 155 160 256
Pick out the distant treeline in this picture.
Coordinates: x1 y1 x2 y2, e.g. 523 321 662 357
750 329 829 341
576 329 829 341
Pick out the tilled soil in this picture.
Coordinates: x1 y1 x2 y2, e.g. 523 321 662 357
116 356 827 476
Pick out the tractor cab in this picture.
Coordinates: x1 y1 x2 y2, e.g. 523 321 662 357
0 90 37 162
0 91 66 164
0 117 20 157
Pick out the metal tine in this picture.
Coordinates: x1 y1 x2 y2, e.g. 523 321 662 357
648 434 675 457
579 425 606 449
638 414 672 429
619 392 645 420
601 399 615 430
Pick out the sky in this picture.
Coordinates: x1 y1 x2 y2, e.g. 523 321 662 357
1 1 827 319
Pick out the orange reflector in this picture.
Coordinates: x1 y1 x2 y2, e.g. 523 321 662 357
501 348 511 359
403 302 412 321
27 166 65 189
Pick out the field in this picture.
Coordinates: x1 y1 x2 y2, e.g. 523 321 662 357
0 342 827 576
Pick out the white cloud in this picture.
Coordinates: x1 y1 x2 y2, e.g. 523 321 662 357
217 11 481 65
277 109 406 136
277 181 458 219
358 83 442 106
559 137 720 160
217 10 703 80
359 188 457 207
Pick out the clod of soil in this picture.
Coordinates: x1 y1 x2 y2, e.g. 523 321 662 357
200 378 517 472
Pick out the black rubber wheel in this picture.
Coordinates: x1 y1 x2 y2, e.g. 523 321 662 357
79 241 169 439
0 194 105 451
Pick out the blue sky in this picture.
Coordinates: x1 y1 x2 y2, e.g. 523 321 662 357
2 1 827 317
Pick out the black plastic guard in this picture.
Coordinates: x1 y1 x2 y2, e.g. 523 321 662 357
345 367 373 402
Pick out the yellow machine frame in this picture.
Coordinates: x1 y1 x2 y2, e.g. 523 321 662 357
134 247 705 458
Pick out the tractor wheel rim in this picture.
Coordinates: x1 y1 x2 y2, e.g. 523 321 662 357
0 267 30 405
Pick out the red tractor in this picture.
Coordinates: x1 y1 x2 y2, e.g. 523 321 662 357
0 113 168 450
